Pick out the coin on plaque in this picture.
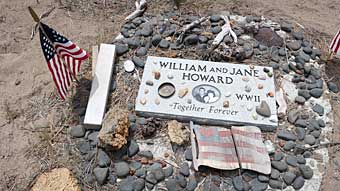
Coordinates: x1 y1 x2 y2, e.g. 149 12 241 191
158 83 176 98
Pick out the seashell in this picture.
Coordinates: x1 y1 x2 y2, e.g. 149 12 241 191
245 85 251 92
178 88 189 98
167 74 174 79
258 84 264 89
242 76 250 82
155 98 160 105
144 89 149 94
154 71 161 80
223 101 230 108
140 98 147 105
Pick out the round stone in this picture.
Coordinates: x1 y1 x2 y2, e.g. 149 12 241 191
283 171 296 185
158 83 176 98
93 167 109 185
304 135 316 145
124 60 135 72
299 165 313 179
70 125 85 138
114 162 130 178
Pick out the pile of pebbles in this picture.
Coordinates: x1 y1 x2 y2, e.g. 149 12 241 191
68 9 338 191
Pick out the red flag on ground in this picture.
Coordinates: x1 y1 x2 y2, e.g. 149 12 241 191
330 30 340 56
39 23 89 100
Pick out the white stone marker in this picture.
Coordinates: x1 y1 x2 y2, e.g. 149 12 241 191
135 56 278 130
84 44 116 128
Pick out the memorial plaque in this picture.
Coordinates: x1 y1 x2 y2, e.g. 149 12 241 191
135 56 278 130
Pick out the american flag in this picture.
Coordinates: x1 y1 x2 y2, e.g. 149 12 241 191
39 23 89 100
330 30 340 56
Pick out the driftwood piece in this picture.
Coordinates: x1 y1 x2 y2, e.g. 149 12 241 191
125 0 147 21
211 15 237 48
176 16 209 44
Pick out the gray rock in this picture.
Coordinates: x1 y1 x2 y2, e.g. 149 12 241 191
179 162 190 177
288 109 299 124
299 51 311 62
135 167 146 178
271 161 288 171
271 62 280 70
270 169 280 179
128 140 139 157
293 176 305 189
318 119 326 127
232 176 245 191
132 56 145 68
186 176 198 191
108 173 117 185
146 172 157 184
283 171 296 185
277 130 297 141
251 179 268 191
147 163 162 171
295 127 306 140
312 104 324 116
88 131 99 143
119 177 134 191
295 119 307 128
166 178 181 191
184 34 199 45
299 165 313 179
297 155 306 164
281 22 293 32
284 141 296 151
256 101 271 117
115 43 129 56
295 96 306 104
287 41 301 51
127 38 140 48
93 167 109 185
70 125 85 138
153 169 165 182
115 161 130 178
311 130 321 138
138 150 153 159
140 24 153 36
185 148 193 161
269 179 286 189
210 15 221 22
298 89 311 100
129 161 142 171
151 35 162 46
273 152 284 161
145 182 154 190
211 26 222 34
328 82 339 93
303 46 312 54
197 43 207 50
258 175 269 182
176 174 187 188
303 151 313 158
159 39 170 48
136 47 147 56
78 141 91 154
293 31 304 40
310 88 323 98
310 119 321 130
198 36 208 43
285 155 298 167
164 166 173 177
97 149 111 167
304 135 316 145
133 178 145 191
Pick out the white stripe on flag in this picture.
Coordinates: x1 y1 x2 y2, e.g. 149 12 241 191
53 56 67 96
49 56 66 99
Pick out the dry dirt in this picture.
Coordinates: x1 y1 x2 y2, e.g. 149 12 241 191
0 0 339 190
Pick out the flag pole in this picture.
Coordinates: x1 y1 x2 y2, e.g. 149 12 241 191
28 6 80 84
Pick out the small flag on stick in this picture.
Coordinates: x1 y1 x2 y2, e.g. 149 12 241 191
330 30 340 56
29 7 89 100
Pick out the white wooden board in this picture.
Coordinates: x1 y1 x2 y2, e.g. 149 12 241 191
84 44 115 127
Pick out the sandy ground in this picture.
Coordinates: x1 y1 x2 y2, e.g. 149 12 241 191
0 0 339 190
